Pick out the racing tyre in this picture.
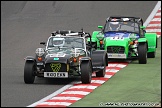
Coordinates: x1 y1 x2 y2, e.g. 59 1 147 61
24 61 36 84
96 54 107 77
147 52 155 58
81 61 92 84
138 43 147 64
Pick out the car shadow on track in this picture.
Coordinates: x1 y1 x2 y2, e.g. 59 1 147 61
108 59 132 63
108 58 145 64
33 76 81 85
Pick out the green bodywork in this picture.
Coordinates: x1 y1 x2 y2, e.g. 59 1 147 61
89 26 157 59
145 33 157 52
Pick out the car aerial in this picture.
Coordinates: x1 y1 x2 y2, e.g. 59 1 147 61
89 16 157 64
24 30 108 84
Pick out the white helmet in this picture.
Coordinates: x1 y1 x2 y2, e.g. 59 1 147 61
53 36 65 47
109 19 120 31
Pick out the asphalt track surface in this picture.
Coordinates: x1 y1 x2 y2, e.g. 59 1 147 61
1 1 158 107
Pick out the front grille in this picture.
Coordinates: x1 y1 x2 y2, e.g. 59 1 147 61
107 46 125 53
45 63 67 72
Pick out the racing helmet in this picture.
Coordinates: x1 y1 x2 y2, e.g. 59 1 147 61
109 19 120 31
53 37 65 47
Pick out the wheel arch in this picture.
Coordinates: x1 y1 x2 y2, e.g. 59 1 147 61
25 56 37 63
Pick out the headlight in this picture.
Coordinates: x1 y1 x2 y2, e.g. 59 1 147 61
35 48 45 56
96 32 104 41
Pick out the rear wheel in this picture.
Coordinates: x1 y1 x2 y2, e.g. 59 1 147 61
96 67 106 77
24 61 36 84
81 61 92 84
147 37 157 58
138 43 147 64
96 54 107 77
147 52 156 58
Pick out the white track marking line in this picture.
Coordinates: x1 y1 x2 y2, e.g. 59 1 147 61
144 1 161 26
69 85 98 89
61 91 90 95
50 97 81 100
38 102 72 106
26 84 73 107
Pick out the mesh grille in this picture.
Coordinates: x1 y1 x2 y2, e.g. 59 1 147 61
45 63 67 72
107 46 125 53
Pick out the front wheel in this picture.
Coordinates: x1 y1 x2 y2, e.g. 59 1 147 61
138 43 147 64
24 61 36 84
80 61 92 84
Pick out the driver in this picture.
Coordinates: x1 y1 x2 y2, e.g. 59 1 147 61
109 19 120 31
53 37 65 47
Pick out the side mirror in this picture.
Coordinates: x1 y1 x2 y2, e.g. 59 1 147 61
98 26 103 29
140 26 146 29
40 42 46 45
96 32 104 41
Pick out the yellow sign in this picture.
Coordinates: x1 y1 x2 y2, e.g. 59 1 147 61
50 63 61 72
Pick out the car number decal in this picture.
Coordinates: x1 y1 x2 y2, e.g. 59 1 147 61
110 36 124 40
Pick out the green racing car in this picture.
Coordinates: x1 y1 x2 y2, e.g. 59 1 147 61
89 16 157 64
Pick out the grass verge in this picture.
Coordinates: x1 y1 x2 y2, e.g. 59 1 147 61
70 37 161 107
